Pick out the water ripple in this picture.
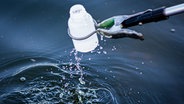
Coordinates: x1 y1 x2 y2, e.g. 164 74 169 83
0 57 117 104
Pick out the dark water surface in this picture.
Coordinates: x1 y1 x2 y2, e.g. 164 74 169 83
0 0 184 104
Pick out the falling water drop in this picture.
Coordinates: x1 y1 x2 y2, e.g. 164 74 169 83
20 77 26 82
170 28 175 33
103 51 107 54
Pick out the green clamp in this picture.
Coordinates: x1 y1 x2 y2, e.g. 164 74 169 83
98 18 115 28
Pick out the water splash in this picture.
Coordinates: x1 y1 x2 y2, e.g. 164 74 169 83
69 48 85 85
0 62 116 104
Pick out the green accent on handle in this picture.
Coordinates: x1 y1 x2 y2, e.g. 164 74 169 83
99 18 114 28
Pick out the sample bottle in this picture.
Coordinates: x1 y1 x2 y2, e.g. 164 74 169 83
68 4 99 53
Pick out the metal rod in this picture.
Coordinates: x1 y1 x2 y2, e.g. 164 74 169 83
164 3 184 16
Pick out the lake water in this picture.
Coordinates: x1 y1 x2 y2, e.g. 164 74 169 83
0 0 184 104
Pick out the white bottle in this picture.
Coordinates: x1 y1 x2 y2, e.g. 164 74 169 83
68 4 99 53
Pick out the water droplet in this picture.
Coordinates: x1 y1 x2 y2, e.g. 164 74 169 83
69 62 73 66
50 71 53 74
59 93 63 98
97 51 101 54
100 46 103 50
88 58 91 60
139 22 143 26
70 74 73 78
30 59 36 62
79 77 85 85
62 75 66 80
100 35 104 41
140 72 143 75
78 90 85 95
20 77 26 82
64 83 69 87
78 95 82 103
68 91 71 95
170 28 175 33
112 46 116 51
103 51 107 54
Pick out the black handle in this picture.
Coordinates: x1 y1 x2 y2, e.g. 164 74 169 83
122 7 168 28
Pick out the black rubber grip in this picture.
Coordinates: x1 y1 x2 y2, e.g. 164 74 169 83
122 7 168 28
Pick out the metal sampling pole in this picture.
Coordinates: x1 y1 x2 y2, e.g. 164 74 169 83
122 3 184 28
